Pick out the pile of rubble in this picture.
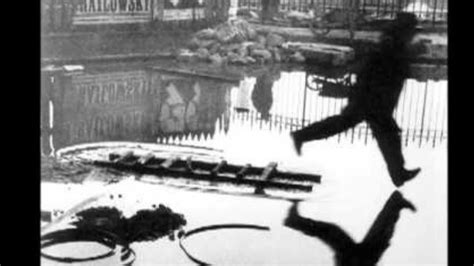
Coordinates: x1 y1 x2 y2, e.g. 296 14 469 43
177 19 305 65
177 19 355 66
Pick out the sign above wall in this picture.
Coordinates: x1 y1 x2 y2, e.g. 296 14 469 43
76 0 151 13
73 0 152 25
72 0 209 25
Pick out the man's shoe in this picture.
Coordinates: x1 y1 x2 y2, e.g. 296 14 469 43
283 200 301 227
391 191 417 212
393 168 421 188
290 133 302 156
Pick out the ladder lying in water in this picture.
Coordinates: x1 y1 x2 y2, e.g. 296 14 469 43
91 151 321 194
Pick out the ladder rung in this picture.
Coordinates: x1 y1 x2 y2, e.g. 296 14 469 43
211 160 228 176
260 162 278 180
236 164 252 179
185 156 194 172
255 162 278 195
160 156 179 169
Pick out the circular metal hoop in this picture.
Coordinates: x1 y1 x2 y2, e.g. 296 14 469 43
178 224 271 265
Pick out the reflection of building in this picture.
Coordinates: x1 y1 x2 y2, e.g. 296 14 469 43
41 66 232 151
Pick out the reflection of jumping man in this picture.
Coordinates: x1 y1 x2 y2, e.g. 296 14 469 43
291 13 424 187
284 191 416 266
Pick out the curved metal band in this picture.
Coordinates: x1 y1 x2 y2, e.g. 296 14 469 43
179 224 271 266
41 228 133 264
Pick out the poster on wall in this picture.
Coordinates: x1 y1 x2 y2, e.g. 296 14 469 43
73 0 152 25
162 0 206 21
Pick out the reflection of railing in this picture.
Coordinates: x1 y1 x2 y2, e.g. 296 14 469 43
231 71 447 147
238 0 447 28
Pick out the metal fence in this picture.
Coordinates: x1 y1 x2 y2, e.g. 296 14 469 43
238 0 447 27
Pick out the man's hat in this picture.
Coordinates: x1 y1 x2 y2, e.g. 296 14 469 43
393 12 423 31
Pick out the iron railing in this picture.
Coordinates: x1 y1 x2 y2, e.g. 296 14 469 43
230 71 447 148
238 0 447 28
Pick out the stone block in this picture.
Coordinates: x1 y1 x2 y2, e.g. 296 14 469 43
266 33 285 47
251 49 273 61
282 42 355 66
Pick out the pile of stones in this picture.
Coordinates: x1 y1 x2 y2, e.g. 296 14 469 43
177 19 307 65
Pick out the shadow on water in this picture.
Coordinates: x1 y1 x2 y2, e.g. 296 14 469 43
284 190 416 266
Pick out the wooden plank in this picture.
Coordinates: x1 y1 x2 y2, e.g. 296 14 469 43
151 66 242 84
42 53 175 65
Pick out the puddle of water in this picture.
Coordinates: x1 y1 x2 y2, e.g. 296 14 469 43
41 61 447 158
40 59 447 266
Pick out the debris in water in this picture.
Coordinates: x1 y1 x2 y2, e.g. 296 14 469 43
72 204 187 243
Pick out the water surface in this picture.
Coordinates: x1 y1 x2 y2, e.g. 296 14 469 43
41 60 447 265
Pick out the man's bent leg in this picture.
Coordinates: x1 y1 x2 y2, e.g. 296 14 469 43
292 113 363 143
370 118 420 187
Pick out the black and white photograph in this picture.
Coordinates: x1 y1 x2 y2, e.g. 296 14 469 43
40 0 448 265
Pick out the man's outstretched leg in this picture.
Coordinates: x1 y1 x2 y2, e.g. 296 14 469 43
291 110 363 155
284 200 355 253
369 118 420 187
360 191 416 264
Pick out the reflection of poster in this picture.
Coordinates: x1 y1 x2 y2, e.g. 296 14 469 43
157 74 228 136
69 71 150 107
55 70 159 148
160 81 201 133
49 68 231 150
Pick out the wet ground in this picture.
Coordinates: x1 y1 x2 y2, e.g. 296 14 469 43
41 59 447 265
